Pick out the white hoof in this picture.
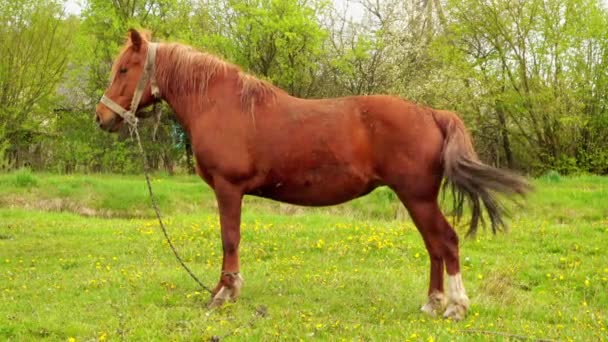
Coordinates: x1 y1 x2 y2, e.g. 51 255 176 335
443 273 470 321
420 291 446 316
443 301 468 321
208 273 244 308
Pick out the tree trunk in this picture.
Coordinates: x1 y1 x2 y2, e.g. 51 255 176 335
496 108 513 169
185 140 195 174
163 152 174 176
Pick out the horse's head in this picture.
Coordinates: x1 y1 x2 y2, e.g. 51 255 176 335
95 29 159 132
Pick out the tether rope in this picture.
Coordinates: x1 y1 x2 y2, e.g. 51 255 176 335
132 123 214 295
131 123 268 341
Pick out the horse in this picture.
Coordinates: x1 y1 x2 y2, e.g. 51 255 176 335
95 29 530 321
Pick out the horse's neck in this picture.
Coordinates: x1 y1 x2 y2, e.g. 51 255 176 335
156 45 238 132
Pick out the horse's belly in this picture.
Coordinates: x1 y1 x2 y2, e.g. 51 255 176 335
250 165 380 206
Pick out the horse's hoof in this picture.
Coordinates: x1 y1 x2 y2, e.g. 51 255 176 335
207 297 225 309
420 291 446 316
420 303 437 316
443 274 469 321
443 302 468 321
207 274 244 309
207 286 231 308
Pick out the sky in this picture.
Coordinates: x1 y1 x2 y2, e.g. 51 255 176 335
64 0 82 16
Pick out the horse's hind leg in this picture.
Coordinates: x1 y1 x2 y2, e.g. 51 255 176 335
393 186 470 320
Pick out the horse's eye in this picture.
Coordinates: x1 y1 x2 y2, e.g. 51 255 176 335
119 67 128 74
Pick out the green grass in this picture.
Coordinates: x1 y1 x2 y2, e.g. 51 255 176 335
0 172 607 340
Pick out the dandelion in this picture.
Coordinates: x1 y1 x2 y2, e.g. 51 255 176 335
477 274 483 280
67 338 76 342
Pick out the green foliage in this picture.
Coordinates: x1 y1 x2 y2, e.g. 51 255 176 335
10 168 39 188
551 155 581 176
45 0 196 175
442 0 608 173
541 170 562 183
0 0 75 169
1 0 607 174
0 134 10 171
201 0 329 97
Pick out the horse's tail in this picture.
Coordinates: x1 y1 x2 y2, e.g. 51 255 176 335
432 110 531 236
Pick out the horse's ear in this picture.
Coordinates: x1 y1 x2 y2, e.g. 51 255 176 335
129 29 143 51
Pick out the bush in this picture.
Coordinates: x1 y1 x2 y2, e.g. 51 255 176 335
541 170 561 183
12 168 38 187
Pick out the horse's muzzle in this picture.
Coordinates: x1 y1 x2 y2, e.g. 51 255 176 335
95 105 120 132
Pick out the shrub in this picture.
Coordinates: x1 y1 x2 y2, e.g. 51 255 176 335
13 168 39 188
541 170 561 183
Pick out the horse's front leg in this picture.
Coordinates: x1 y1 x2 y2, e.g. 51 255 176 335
208 180 244 308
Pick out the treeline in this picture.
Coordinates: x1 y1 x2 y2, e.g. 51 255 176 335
1 0 607 175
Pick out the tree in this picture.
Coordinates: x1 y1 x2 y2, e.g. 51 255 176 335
0 0 74 169
199 0 328 98
55 0 196 174
3 0 606 174
442 0 608 173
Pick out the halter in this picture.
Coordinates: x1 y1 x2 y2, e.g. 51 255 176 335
100 43 161 128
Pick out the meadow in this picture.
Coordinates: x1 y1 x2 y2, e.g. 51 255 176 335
0 170 606 341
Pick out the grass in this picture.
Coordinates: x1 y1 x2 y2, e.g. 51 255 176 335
0 171 607 340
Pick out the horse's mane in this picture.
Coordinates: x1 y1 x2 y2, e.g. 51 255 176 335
155 43 278 110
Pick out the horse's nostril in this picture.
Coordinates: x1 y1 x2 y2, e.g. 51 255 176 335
95 115 101 123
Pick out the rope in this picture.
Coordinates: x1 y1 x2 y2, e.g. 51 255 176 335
105 40 267 338
131 123 268 341
131 124 214 295
462 329 556 342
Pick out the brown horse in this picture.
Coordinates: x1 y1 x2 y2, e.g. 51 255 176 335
95 29 529 321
